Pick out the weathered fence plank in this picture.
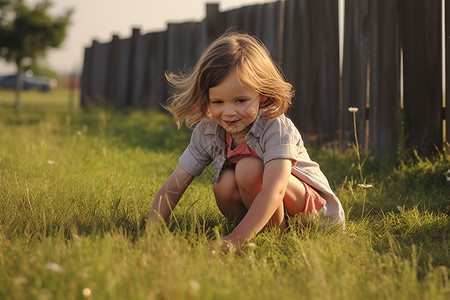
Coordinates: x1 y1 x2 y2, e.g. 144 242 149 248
113 38 131 109
260 1 283 62
283 0 314 135
167 22 201 74
283 0 339 142
105 35 120 106
130 28 145 109
342 0 369 148
206 3 221 40
309 0 340 142
368 0 400 152
89 41 109 106
399 0 443 150
80 46 92 107
446 0 450 145
141 31 167 110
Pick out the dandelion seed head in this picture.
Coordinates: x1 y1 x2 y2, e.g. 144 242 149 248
358 183 373 189
348 107 359 113
82 288 92 297
246 242 257 248
45 262 63 273
47 160 55 165
188 280 200 292
77 130 82 136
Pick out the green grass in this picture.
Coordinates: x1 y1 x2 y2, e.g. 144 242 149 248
0 93 449 299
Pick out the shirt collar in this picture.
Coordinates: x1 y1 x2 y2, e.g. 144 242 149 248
247 110 266 138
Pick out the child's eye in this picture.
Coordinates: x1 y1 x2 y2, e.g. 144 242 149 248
236 99 247 103
211 100 223 104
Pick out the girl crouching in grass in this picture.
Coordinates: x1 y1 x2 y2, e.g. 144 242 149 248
149 31 345 252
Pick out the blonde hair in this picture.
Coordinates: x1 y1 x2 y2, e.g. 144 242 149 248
165 31 294 128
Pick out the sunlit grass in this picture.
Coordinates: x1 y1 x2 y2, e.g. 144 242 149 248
0 97 449 299
0 88 79 110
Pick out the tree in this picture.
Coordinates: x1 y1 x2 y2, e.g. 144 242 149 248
0 0 72 110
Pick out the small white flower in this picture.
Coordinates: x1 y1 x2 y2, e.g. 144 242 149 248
188 280 200 292
246 242 257 248
358 183 373 189
47 160 55 165
348 107 359 113
45 262 63 273
82 288 92 297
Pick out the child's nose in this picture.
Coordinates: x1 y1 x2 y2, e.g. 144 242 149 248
223 104 236 116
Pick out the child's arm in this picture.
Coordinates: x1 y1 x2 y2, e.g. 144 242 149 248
149 165 194 223
222 158 293 251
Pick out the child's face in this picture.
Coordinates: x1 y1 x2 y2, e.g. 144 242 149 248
208 69 264 143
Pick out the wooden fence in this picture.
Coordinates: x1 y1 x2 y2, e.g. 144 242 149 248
81 0 449 152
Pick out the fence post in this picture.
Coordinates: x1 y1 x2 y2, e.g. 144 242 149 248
126 27 141 109
399 0 443 151
90 40 109 106
342 0 370 149
368 0 401 152
130 28 148 109
283 0 313 135
446 0 450 146
283 0 339 142
81 46 93 107
105 34 120 106
141 31 168 110
206 3 220 41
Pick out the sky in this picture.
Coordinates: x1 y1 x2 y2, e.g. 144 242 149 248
0 0 272 75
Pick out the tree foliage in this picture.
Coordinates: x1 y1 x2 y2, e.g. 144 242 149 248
0 0 72 68
0 0 72 109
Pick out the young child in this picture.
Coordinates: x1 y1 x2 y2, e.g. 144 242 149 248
149 32 345 252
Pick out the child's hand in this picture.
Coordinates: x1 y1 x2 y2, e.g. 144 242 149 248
209 236 241 256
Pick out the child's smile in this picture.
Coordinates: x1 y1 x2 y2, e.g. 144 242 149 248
208 69 265 145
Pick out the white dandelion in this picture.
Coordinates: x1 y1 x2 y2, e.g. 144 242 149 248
82 288 92 297
358 183 374 189
188 280 200 293
45 262 63 273
246 242 257 248
348 107 359 113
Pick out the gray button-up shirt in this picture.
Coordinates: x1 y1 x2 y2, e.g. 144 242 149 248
179 113 345 226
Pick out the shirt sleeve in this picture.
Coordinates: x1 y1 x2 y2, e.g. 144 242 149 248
261 116 303 164
178 121 214 177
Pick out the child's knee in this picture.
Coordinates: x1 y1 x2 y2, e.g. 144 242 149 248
235 158 264 186
214 169 237 199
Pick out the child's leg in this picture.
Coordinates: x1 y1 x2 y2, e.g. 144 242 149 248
213 169 247 220
234 158 286 229
214 157 288 229
283 175 307 215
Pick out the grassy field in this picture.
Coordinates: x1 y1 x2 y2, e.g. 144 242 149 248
0 90 449 299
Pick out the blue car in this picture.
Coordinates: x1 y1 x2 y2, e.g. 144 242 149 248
0 73 57 91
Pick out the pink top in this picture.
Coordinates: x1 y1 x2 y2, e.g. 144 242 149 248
226 132 259 163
